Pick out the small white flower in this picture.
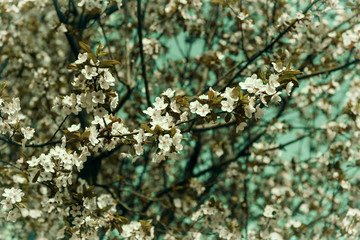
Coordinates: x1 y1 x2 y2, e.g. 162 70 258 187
170 101 181 113
198 104 211 117
272 61 286 73
90 59 100 67
239 74 265 94
1 198 13 210
222 87 239 101
296 12 304 19
75 52 88 64
27 156 40 167
88 126 99 146
7 208 21 222
265 84 276 95
237 12 248 20
99 70 115 90
236 122 247 133
21 127 35 140
110 94 119 111
2 188 24 204
172 129 183 152
158 134 172 152
221 99 234 112
122 222 141 238
190 101 211 117
92 90 105 104
154 97 168 110
58 23 67 33
2 98 21 115
68 124 80 132
260 94 268 106
189 100 201 114
244 97 256 118
271 92 282 104
93 107 107 118
162 88 176 98
41 158 55 173
269 74 280 89
81 65 98 80
28 209 41 219
263 205 277 218
73 216 84 226
198 94 208 100
254 104 265 120
62 94 77 106
286 82 294 96
180 112 188 122
286 219 302 229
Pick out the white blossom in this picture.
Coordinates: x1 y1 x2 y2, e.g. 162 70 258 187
221 99 235 112
68 124 80 132
162 88 176 98
2 188 24 204
272 61 286 73
236 122 247 133
286 82 294 96
92 90 105 104
7 208 21 222
21 127 35 140
159 134 172 152
154 97 168 110
75 52 88 64
263 205 277 218
82 65 98 79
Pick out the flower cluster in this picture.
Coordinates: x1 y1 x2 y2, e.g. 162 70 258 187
1 188 24 222
27 145 90 188
142 89 185 161
121 220 155 240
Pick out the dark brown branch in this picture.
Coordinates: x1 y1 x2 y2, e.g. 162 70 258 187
53 0 79 59
0 137 61 148
183 139 202 180
298 59 360 80
137 0 151 107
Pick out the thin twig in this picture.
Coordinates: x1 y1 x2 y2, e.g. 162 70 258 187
0 115 68 148
298 59 360 80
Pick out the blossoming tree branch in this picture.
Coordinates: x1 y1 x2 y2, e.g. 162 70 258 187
1 0 360 239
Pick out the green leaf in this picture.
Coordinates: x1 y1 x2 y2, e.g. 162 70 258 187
32 170 41 183
130 145 135 156
154 125 163 135
67 63 79 70
97 51 108 57
169 127 177 137
208 90 215 101
141 124 154 134
79 41 92 53
88 52 98 64
282 69 302 75
99 60 121 68
96 41 104 56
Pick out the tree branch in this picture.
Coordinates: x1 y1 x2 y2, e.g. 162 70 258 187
137 0 151 107
298 59 360 80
